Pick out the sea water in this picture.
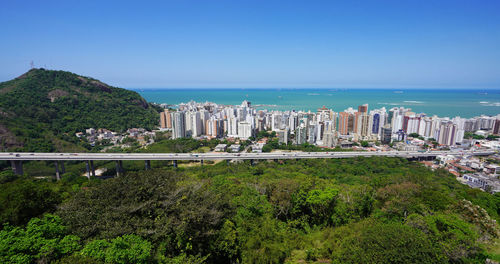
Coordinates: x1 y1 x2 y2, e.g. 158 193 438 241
135 88 500 118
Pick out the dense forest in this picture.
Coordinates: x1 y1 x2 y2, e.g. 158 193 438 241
1 156 499 263
0 69 160 152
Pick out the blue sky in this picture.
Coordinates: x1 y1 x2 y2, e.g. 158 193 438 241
1 0 499 89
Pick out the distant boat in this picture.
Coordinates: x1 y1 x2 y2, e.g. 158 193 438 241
394 91 403 94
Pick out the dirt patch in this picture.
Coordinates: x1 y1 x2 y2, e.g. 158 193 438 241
77 76 88 84
132 98 149 109
90 80 112 93
0 108 13 118
48 89 69 102
0 124 22 150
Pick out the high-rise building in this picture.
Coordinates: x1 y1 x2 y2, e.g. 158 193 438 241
160 110 172 129
372 113 380 135
358 104 368 113
307 124 317 144
437 122 457 146
295 126 307 145
339 112 354 135
160 111 167 128
200 110 210 134
322 131 337 148
190 112 202 138
271 113 283 131
172 112 186 139
452 117 465 143
227 117 238 137
381 125 392 144
494 119 500 135
277 129 289 144
237 121 252 139
404 114 420 135
357 113 371 137
206 118 221 138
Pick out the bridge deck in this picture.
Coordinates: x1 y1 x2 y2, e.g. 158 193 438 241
0 151 494 161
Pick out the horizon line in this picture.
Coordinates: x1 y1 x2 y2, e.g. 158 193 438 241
127 87 500 90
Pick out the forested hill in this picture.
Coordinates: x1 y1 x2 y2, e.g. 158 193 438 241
0 69 160 152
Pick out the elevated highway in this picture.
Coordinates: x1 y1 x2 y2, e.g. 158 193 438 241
1 150 495 178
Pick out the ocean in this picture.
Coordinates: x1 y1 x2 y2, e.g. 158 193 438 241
134 88 500 118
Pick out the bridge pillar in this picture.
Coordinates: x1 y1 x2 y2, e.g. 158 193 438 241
55 161 61 181
60 161 65 174
85 161 91 179
145 160 151 170
90 160 95 177
115 161 124 177
173 160 178 168
226 159 230 165
200 160 204 166
250 159 254 166
11 160 23 175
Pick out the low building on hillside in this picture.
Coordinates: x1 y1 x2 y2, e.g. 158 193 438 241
484 164 500 175
463 173 500 193
436 155 457 166
229 144 240 153
251 143 265 153
214 144 227 152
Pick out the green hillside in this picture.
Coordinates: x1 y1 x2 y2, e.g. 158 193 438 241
1 157 499 263
0 69 160 152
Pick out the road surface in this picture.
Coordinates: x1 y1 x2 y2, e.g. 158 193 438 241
0 150 494 161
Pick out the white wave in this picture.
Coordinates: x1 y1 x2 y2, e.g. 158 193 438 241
403 100 424 104
479 101 489 104
482 102 500 106
377 102 400 106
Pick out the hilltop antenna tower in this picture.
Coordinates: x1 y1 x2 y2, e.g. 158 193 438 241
30 60 34 69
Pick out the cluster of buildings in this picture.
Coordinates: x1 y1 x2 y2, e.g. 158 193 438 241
433 152 500 193
160 100 500 148
76 128 156 147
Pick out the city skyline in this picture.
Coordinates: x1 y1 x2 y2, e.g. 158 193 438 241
1 0 500 88
159 99 500 148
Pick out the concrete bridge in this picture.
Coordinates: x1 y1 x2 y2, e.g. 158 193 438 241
0 150 495 179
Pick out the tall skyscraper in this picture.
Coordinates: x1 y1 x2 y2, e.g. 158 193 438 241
294 126 306 145
322 131 337 148
172 112 186 139
339 112 354 135
237 121 252 139
160 109 172 129
381 125 392 144
358 104 368 113
227 117 239 137
277 128 289 144
372 113 380 135
494 119 500 135
437 122 457 146
190 112 202 138
361 113 372 137
160 111 167 128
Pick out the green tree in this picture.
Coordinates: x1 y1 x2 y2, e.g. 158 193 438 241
81 234 152 264
0 214 81 263
0 180 62 226
327 219 444 263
